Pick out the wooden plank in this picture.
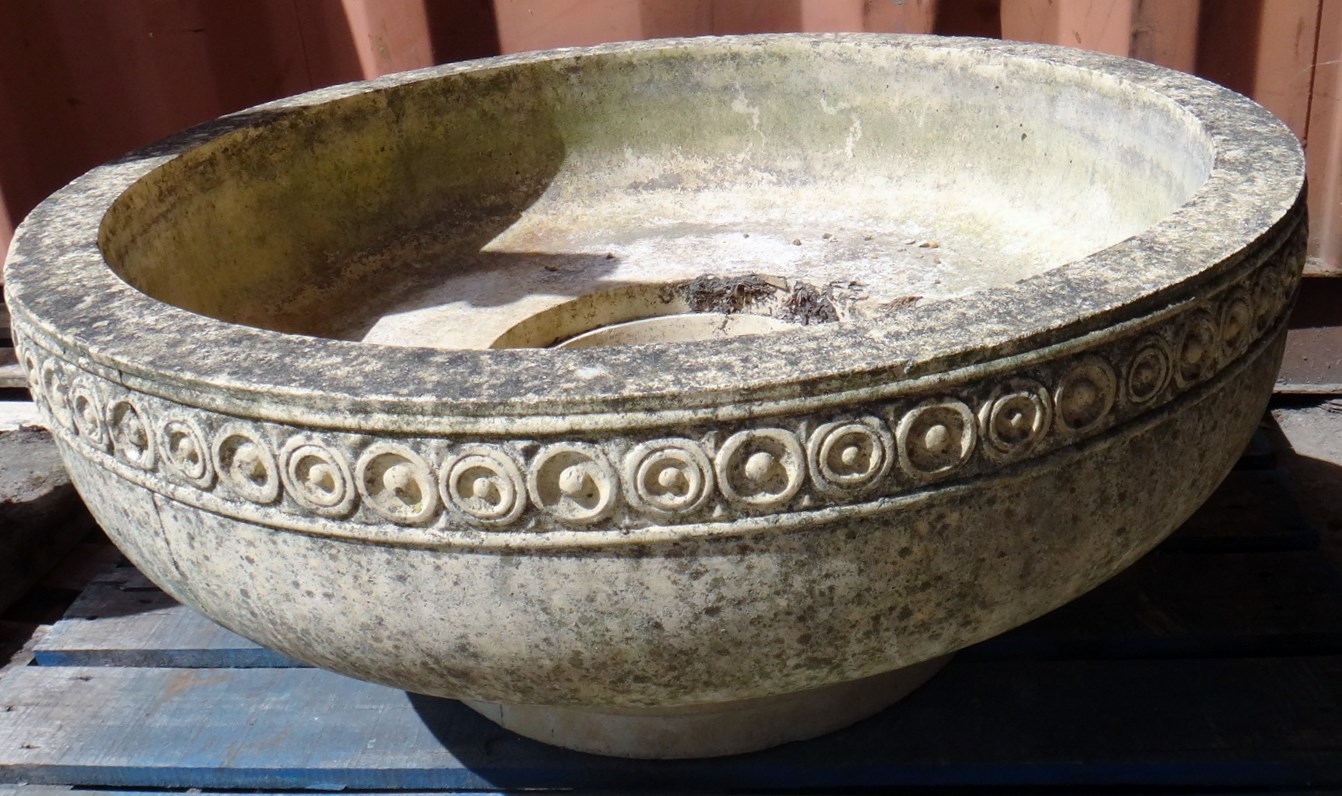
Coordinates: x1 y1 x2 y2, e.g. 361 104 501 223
31 438 1328 668
30 539 120 595
37 544 1342 670
1 789 522 796
0 783 518 789
0 346 23 390
3 791 1315 796
1161 470 1318 552
0 659 1340 790
0 401 41 433
33 565 300 669
1 282 20 382
1237 422 1278 470
0 621 46 680
975 550 1342 659
0 427 95 614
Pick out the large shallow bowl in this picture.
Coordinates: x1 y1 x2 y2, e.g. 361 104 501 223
4 34 1305 758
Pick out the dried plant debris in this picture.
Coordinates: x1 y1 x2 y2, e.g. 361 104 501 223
681 274 853 325
682 274 781 314
781 281 840 325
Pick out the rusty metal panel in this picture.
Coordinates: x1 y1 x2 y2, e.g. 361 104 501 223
796 0 867 32
0 0 437 266
1129 0 1200 72
495 0 647 51
322 0 435 77
861 0 938 33
1196 0 1319 140
1306 0 1342 273
1 0 1340 326
1000 0 1136 56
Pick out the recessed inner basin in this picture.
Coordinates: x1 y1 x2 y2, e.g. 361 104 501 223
555 313 797 348
99 38 1213 351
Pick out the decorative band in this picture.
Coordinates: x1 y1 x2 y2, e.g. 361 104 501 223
12 219 1303 543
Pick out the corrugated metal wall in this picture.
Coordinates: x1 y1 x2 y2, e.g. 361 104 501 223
1 0 1338 271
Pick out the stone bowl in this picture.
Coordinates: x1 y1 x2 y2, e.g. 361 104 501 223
4 34 1305 758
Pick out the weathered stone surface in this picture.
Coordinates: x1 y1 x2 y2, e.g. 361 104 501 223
1 34 1307 757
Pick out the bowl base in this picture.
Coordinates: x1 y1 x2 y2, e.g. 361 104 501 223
461 654 952 759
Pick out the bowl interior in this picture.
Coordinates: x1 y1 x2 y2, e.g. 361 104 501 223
99 38 1213 351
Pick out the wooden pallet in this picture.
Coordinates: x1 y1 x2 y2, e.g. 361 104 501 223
1 298 26 392
1 291 100 619
2 438 1341 794
0 428 95 615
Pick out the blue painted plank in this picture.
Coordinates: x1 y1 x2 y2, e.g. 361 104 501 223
1 790 1322 796
0 789 523 794
971 550 1342 659
1161 470 1318 552
33 564 301 669
1233 423 1278 471
1 658 1340 791
0 783 523 789
36 546 1342 670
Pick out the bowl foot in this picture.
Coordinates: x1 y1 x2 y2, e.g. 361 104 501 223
461 654 952 759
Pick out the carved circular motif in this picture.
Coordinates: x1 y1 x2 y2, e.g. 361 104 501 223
1252 267 1283 334
70 380 108 449
39 359 73 431
281 438 356 517
1175 310 1219 387
107 398 156 469
715 429 805 509
356 443 438 526
3 244 1290 536
807 418 893 495
1276 248 1300 289
442 446 528 526
159 416 214 489
1220 289 1253 357
20 346 41 401
896 399 975 478
624 439 715 517
212 423 281 504
528 443 618 524
1125 336 1173 405
1054 356 1117 434
980 379 1052 459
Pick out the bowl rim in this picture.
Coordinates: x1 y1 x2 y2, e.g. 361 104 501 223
4 33 1305 433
